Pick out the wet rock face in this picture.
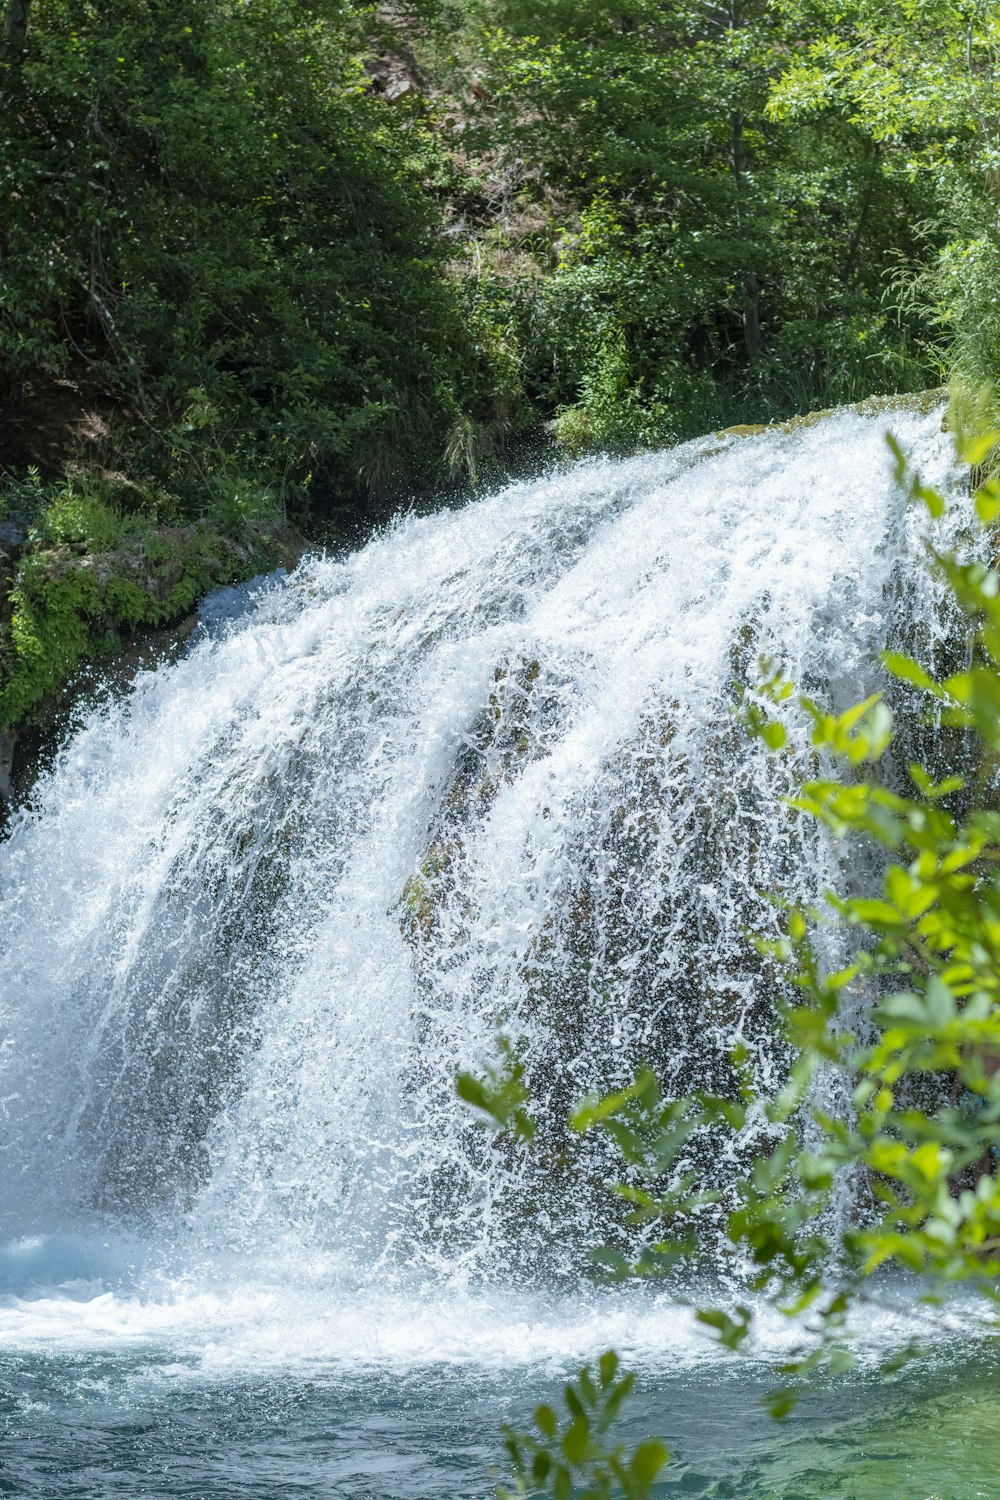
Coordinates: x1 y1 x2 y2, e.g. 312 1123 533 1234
394 647 803 1259
0 729 14 805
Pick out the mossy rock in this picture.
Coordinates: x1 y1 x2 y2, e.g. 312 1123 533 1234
400 843 458 943
0 518 298 728
715 387 947 444
397 655 548 949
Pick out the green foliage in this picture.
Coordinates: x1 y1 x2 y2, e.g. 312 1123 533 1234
457 1038 537 1143
0 0 973 514
436 0 942 452
0 470 284 725
767 0 1000 446
0 0 994 725
462 435 1000 1487
0 0 515 506
498 1353 668 1500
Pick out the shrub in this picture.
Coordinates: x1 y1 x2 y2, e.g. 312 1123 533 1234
463 428 1000 1486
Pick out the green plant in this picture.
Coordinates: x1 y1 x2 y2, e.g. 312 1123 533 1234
766 0 1000 436
0 0 519 508
0 470 284 725
443 0 942 455
498 1354 669 1500
462 428 1000 1487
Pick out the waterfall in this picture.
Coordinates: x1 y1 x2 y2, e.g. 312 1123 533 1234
0 403 969 1304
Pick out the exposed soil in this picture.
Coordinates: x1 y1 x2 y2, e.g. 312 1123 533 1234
0 370 130 478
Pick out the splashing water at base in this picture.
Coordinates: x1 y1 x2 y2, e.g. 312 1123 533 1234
1 402 993 1497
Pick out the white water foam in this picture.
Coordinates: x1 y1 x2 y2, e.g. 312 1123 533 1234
0 402 973 1363
1 1227 990 1379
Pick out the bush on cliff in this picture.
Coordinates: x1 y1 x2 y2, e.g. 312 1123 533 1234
0 469 291 726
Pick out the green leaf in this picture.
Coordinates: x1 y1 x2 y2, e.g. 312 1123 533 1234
765 1387 799 1419
455 1073 487 1110
696 1306 751 1350
630 1440 670 1488
976 485 1000 525
962 431 999 466
881 651 943 696
456 1047 536 1140
562 1416 589 1463
589 1246 632 1277
535 1404 557 1439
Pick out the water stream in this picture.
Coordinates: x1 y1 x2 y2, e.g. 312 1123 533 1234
2 402 996 1497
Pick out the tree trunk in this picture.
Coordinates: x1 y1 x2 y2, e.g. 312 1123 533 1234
841 145 880 287
730 111 762 362
741 266 762 362
4 0 30 52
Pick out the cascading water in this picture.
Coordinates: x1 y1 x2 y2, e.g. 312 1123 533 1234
3 402 995 1500
0 404 969 1286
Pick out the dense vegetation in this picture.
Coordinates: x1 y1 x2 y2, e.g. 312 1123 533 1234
2 0 993 729
0 0 501 727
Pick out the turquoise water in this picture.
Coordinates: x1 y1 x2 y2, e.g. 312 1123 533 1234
4 1339 999 1498
2 1263 998 1499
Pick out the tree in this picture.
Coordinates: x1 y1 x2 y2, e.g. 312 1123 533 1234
0 0 516 507
767 0 1000 413
444 0 940 448
3 0 30 52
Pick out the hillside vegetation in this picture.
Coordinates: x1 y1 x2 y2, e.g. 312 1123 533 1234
0 0 996 730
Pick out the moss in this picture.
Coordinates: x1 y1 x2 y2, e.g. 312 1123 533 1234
0 512 289 728
717 423 769 439
400 844 457 943
715 387 947 444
